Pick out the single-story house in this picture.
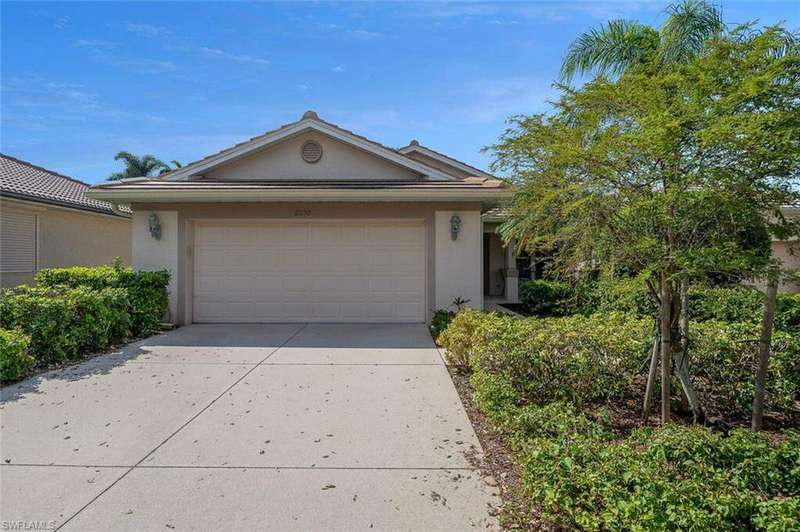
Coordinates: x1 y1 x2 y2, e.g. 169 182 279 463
87 112 514 324
1 154 132 288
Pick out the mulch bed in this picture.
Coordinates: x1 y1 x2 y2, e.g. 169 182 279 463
447 366 552 531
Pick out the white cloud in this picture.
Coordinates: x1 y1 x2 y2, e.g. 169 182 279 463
125 23 171 37
449 77 558 123
1 77 167 125
110 58 176 74
402 1 661 24
332 65 345 73
74 39 117 48
297 84 310 91
200 47 270 66
347 29 382 39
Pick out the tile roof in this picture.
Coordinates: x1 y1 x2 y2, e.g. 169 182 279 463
0 154 129 216
92 177 509 190
399 140 496 179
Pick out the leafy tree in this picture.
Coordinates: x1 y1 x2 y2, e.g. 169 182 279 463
491 26 800 424
107 151 170 181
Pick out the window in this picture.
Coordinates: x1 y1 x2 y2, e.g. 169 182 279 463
1 208 37 273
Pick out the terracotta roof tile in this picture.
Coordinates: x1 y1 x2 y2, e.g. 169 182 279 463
0 154 129 216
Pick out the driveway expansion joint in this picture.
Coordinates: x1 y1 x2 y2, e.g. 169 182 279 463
52 322 310 531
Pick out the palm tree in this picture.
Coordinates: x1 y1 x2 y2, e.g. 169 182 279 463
159 160 183 176
560 0 724 82
107 151 170 181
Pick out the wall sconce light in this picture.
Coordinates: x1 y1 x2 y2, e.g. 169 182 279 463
450 214 461 241
148 213 162 241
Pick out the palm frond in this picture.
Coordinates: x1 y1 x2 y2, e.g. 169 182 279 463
560 19 659 82
660 0 724 64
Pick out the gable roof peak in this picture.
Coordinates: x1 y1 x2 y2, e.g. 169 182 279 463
302 110 319 120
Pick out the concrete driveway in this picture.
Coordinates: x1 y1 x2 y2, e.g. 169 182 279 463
0 324 499 531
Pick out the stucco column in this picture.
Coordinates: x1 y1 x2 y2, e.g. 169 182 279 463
435 211 482 311
132 210 179 323
504 239 519 303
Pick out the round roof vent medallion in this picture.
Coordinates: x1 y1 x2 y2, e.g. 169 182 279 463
301 140 323 164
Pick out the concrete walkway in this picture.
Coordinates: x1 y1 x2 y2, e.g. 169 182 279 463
0 324 499 531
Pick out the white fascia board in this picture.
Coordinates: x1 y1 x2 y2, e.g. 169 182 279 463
164 119 456 182
86 187 512 203
398 145 495 179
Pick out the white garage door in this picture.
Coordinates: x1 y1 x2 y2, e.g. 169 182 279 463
193 220 426 323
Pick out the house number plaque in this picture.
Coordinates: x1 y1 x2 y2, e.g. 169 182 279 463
294 209 312 217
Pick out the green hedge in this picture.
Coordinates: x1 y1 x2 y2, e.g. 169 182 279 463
443 309 650 407
581 279 800 331
0 329 34 382
519 279 576 316
442 311 800 530
442 310 800 418
36 265 170 335
690 286 800 331
0 285 132 366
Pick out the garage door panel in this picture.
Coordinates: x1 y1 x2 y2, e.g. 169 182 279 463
194 220 425 323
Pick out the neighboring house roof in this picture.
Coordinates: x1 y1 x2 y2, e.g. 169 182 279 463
0 154 130 217
398 140 496 180
159 111 457 182
481 207 509 222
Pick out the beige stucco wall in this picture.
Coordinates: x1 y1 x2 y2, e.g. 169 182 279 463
131 202 482 324
773 240 799 293
204 132 421 181
434 210 483 311
132 210 179 321
0 198 131 288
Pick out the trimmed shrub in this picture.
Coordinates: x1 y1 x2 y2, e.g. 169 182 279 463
429 309 454 339
36 265 170 335
444 310 800 419
438 308 491 366
688 285 800 330
466 311 651 407
582 280 800 331
690 320 800 417
0 329 34 382
519 279 576 316
0 285 132 365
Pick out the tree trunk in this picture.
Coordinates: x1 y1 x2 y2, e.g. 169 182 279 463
660 275 673 424
674 278 704 422
642 319 660 421
752 278 778 431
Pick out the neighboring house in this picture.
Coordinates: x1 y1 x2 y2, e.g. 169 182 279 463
87 111 512 324
0 154 132 288
771 205 800 293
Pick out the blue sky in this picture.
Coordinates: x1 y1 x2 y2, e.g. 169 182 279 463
2 1 798 184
